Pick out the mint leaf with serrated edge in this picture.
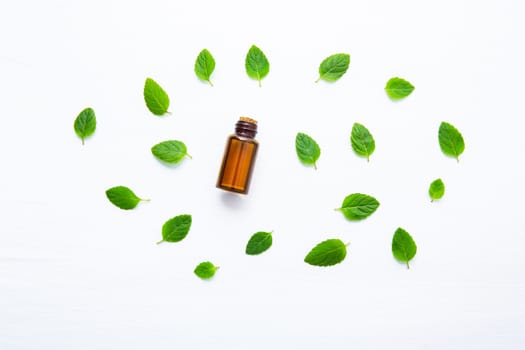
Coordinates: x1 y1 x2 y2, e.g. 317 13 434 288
194 49 216 86
385 77 415 100
295 132 321 170
144 77 170 116
245 45 270 87
439 121 465 162
245 231 273 255
304 239 349 267
351 123 375 161
316 53 350 82
151 140 191 164
429 178 445 202
392 227 417 269
157 214 192 244
74 107 96 145
105 186 148 210
336 193 380 221
194 261 219 279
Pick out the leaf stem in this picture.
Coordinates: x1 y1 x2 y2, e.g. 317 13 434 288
315 76 321 83
406 261 410 269
186 153 193 159
81 137 85 145
156 240 165 245
258 79 262 88
313 162 317 170
345 242 351 247
140 198 151 202
208 79 214 87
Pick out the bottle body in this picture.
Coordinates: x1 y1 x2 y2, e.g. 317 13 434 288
217 118 259 194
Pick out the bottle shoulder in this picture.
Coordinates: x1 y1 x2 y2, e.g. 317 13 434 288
228 134 258 144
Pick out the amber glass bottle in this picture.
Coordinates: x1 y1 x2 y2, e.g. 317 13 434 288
216 117 259 194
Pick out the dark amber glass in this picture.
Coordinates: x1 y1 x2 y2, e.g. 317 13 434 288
217 118 259 194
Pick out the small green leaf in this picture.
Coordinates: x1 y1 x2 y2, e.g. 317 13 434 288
351 123 375 161
151 140 191 164
74 107 96 145
316 53 350 82
336 193 380 221
194 49 216 86
245 45 270 87
429 178 445 202
439 122 465 162
304 239 349 267
105 186 146 210
385 77 415 99
245 231 273 255
194 261 219 279
158 214 192 244
144 77 170 116
295 132 321 170
392 227 417 269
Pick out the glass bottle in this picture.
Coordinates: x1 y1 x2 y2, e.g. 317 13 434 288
216 117 259 194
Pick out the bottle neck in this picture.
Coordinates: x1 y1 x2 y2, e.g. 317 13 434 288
235 120 257 139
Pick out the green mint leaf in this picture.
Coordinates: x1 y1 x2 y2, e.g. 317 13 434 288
385 77 415 100
351 123 375 161
74 107 96 145
245 45 270 87
336 193 380 221
194 48 216 86
194 261 219 279
158 214 192 244
429 178 445 202
105 186 147 210
439 121 465 162
295 132 321 170
151 140 191 164
304 239 349 267
392 227 417 269
316 53 350 82
245 231 273 255
144 77 170 116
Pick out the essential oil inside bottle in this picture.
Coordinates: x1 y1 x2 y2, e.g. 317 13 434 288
216 117 259 194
